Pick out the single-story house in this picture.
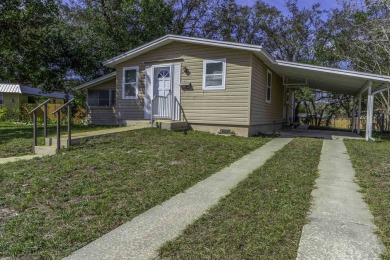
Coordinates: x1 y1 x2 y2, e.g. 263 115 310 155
75 35 390 137
0 83 70 110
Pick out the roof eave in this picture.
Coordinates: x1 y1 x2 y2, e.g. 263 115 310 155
74 72 117 91
103 34 276 68
102 35 173 68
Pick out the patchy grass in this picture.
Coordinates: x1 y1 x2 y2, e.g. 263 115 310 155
370 131 390 141
345 140 390 259
0 128 272 259
0 122 116 158
158 138 323 259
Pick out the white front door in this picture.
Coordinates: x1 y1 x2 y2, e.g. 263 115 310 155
154 67 171 97
153 66 172 117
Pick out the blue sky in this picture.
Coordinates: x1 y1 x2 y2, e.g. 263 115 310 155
236 0 341 13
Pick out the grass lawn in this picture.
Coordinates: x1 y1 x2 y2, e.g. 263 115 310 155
345 139 390 259
158 138 323 259
0 122 116 158
369 131 390 141
0 128 272 259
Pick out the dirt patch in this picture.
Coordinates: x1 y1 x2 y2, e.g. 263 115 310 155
0 207 19 221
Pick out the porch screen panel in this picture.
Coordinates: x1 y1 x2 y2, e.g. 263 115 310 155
99 90 110 106
88 90 99 106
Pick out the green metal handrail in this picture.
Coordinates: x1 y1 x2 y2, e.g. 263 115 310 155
28 99 50 150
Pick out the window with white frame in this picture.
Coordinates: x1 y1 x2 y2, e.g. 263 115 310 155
88 89 116 107
123 67 139 99
203 59 226 90
266 70 272 103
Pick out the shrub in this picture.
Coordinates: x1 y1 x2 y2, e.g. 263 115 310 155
0 107 21 122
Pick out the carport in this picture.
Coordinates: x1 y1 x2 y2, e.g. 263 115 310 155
267 60 390 140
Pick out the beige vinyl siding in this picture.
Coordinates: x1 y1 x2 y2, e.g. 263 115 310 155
116 42 251 125
2 93 20 109
250 54 284 125
86 78 117 125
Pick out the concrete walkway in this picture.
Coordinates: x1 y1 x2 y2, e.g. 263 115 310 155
70 125 147 138
0 154 43 165
0 125 149 163
279 128 363 140
57 125 149 147
64 137 293 260
297 139 385 259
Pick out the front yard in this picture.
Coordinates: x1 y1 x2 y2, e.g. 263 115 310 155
0 122 116 158
0 128 271 259
2 125 389 259
345 139 390 259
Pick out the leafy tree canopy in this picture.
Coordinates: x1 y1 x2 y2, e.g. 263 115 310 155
0 0 388 94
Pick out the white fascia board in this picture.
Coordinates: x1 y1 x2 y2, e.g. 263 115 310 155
74 72 117 91
276 60 390 83
103 34 276 68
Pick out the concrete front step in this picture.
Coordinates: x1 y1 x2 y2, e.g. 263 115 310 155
45 138 72 148
34 146 57 156
153 120 189 131
119 120 151 127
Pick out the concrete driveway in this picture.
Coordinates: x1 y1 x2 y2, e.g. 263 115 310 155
278 128 363 140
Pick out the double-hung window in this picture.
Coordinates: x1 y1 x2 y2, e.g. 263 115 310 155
88 89 116 107
123 67 139 99
266 70 272 103
203 59 226 90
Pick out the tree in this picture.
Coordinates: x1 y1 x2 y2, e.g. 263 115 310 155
63 0 174 80
0 0 75 91
206 0 280 44
328 0 390 75
169 0 216 37
0 0 174 91
261 0 325 62
325 0 390 131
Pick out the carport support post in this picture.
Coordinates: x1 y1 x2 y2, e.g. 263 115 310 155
351 97 356 132
291 90 295 122
365 81 373 141
357 94 362 134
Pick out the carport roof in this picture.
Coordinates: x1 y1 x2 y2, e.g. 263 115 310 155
269 60 390 95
